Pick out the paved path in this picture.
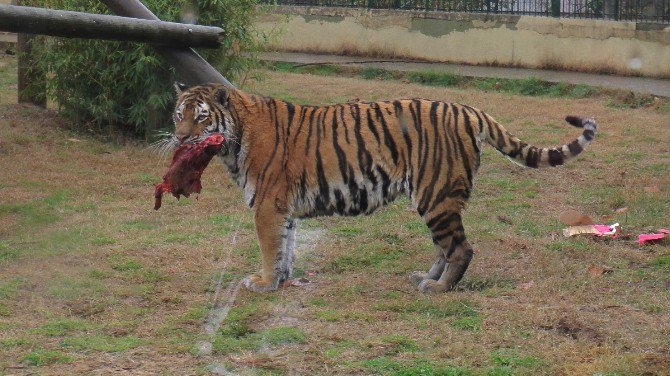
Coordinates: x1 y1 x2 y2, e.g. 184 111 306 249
261 52 670 97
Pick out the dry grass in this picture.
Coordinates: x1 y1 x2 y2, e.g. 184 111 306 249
1 54 669 375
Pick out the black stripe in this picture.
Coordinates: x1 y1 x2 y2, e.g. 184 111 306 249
332 112 349 183
366 109 381 145
375 105 399 165
305 108 317 155
426 211 458 230
548 148 564 166
352 105 377 189
376 166 391 199
567 139 583 155
293 106 308 146
316 152 330 206
583 130 595 141
339 105 351 144
358 187 369 213
418 102 443 214
525 147 540 168
257 99 281 188
285 102 295 138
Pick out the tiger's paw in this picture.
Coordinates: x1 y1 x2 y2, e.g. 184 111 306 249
418 279 450 294
243 273 279 293
409 271 428 286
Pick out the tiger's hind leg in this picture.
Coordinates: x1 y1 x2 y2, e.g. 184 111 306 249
419 240 473 293
410 249 446 286
415 204 473 293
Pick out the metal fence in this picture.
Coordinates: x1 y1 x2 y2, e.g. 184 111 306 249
261 0 670 22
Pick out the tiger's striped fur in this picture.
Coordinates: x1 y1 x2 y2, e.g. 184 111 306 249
170 83 596 293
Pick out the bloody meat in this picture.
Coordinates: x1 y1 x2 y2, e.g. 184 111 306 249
154 134 224 210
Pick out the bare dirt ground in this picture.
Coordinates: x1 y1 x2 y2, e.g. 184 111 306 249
1 54 669 375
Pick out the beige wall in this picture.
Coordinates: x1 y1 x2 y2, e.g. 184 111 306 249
257 6 670 78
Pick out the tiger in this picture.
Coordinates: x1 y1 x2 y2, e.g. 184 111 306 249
168 83 596 293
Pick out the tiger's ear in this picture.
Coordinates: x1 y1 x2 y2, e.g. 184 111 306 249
174 82 188 95
216 88 229 106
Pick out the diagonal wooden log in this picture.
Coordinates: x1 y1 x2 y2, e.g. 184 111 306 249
100 0 234 88
0 4 225 48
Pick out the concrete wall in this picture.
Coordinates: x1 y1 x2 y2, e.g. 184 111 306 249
257 6 670 78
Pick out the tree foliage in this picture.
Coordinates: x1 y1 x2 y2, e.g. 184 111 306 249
26 0 265 138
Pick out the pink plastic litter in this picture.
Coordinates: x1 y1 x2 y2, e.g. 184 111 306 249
593 225 615 235
638 229 669 245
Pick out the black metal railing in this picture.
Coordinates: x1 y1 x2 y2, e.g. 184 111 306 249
262 0 670 22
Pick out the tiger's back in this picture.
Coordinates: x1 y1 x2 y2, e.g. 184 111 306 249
170 84 596 293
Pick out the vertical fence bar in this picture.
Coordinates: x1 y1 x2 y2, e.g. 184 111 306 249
614 0 620 20
550 0 560 16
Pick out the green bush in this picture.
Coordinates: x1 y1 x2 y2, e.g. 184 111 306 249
26 0 266 138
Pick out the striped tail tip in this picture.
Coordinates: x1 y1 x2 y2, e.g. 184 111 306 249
565 115 585 128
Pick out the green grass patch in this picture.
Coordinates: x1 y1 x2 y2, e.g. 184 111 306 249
402 219 430 235
362 357 472 376
490 348 543 368
361 67 396 80
395 364 471 376
1 337 32 350
607 93 658 109
375 299 479 319
122 219 156 231
47 274 105 300
0 241 20 261
0 277 23 299
362 356 402 374
0 302 11 316
134 172 159 184
451 315 482 331
627 194 670 229
60 335 142 352
266 61 602 100
406 71 463 87
34 318 91 337
326 241 406 272
90 235 117 246
107 255 143 271
0 57 18 86
380 334 420 354
330 224 365 237
547 239 590 252
23 349 74 366
314 308 374 322
641 162 670 177
0 189 72 228
213 326 307 355
651 255 670 273
473 77 595 98
269 61 341 76
164 231 205 245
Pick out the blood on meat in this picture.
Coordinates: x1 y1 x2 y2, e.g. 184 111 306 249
154 134 224 210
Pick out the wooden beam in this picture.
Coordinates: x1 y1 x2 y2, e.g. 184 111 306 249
0 4 224 48
100 0 234 88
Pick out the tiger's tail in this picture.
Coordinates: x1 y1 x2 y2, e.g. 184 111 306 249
483 115 597 168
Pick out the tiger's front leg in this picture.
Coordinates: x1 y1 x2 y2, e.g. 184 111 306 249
243 204 290 292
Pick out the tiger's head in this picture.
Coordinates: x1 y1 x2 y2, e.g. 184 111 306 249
171 83 236 148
